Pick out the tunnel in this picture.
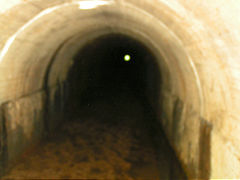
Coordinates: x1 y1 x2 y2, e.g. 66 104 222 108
1 0 240 179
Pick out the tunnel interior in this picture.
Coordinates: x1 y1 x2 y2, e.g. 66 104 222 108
2 0 240 178
2 33 187 179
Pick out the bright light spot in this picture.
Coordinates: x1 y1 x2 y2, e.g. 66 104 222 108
78 0 112 10
124 54 131 62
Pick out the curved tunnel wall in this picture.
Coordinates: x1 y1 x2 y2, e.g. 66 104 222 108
0 0 240 179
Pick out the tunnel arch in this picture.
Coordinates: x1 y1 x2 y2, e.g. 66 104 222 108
1 0 240 179
0 0 210 178
0 0 203 107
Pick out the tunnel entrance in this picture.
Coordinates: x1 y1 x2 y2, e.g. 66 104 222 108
3 34 186 179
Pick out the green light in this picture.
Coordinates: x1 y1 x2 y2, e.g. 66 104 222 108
124 54 131 62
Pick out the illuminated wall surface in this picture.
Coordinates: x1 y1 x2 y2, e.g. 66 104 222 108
0 0 240 179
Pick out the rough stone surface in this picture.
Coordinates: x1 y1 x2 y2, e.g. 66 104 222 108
0 91 45 171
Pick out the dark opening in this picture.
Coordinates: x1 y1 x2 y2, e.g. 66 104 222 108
66 34 161 112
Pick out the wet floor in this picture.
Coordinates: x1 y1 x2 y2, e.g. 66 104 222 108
2 89 186 179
